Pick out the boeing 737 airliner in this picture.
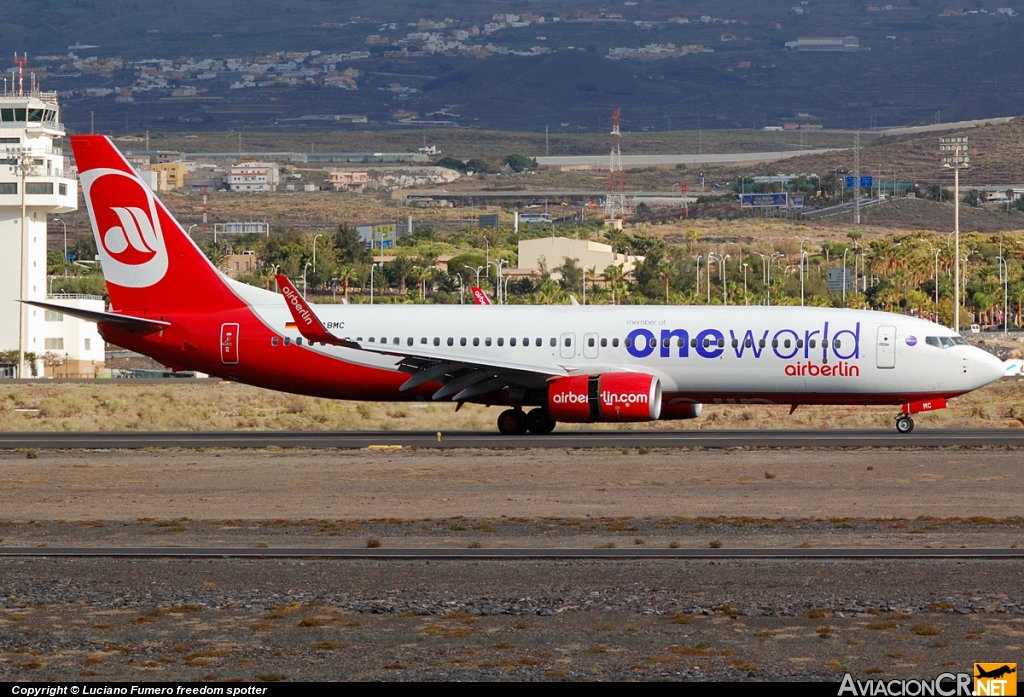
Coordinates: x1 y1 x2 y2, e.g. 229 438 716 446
30 136 1005 435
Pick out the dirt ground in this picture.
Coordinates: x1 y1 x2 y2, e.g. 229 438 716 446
1 447 1022 682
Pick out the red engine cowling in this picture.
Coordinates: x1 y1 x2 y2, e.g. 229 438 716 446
548 373 662 422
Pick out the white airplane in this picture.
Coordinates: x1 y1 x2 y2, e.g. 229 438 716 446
30 136 1005 435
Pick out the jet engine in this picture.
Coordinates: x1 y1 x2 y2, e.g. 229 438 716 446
547 373 662 422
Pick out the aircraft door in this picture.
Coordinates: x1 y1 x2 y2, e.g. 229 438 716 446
559 333 576 359
221 323 240 365
583 332 599 359
876 325 895 369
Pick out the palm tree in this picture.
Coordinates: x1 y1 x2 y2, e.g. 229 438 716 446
388 257 415 294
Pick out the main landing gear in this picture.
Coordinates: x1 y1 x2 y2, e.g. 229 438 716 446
497 408 556 435
895 415 915 434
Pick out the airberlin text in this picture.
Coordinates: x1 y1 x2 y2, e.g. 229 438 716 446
626 321 861 377
552 391 649 405
280 286 313 327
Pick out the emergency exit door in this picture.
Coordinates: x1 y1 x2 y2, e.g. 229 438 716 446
876 325 895 369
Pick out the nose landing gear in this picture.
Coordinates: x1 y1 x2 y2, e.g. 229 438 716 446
895 415 915 433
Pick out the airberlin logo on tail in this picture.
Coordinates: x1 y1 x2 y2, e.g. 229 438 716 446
80 168 169 288
281 285 314 326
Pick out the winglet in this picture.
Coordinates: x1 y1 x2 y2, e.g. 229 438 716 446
275 274 350 347
470 286 492 305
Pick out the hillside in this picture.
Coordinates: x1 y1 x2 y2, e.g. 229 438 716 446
752 117 1024 186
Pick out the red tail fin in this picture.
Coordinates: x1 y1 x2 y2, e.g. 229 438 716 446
470 286 492 305
71 135 242 315
275 274 348 347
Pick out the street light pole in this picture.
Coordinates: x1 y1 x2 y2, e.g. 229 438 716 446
940 136 968 331
997 256 1008 335
583 265 589 306
302 262 311 295
57 217 68 277
313 233 323 273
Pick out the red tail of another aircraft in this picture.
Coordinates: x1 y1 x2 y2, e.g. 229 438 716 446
71 135 244 315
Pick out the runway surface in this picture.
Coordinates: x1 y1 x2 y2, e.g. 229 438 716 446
1 428 1023 449
1 547 1022 559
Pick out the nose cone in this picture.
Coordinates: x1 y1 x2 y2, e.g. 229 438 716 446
971 347 1006 388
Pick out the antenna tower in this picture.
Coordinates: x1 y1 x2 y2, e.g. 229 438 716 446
606 108 625 219
14 53 26 96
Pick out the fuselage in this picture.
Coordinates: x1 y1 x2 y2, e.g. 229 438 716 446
101 277 1005 410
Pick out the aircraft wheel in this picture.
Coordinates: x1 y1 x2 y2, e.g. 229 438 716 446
895 415 915 434
497 408 528 436
526 408 557 435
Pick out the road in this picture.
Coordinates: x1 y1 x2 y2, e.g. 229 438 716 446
1 428 1023 450
535 149 837 168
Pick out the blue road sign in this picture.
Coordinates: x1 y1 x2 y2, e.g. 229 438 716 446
846 176 874 188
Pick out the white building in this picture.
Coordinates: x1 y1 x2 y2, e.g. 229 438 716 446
41 294 106 377
227 161 280 192
0 79 78 377
517 237 642 281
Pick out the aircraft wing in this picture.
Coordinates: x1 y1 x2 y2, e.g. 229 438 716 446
20 300 171 334
275 275 569 402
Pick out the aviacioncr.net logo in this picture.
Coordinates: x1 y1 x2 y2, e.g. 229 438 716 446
81 168 169 288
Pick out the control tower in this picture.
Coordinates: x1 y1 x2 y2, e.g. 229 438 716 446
0 56 78 377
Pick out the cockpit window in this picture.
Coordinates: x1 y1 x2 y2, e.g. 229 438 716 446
926 337 941 348
940 337 955 349
952 336 968 346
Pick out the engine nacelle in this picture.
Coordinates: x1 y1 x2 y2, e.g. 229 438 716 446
659 399 703 421
548 373 662 422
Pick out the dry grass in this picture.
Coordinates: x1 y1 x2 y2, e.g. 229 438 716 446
0 378 1021 433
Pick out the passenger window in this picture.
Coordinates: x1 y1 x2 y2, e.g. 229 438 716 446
676 338 685 347
368 337 375 343
624 337 632 348
296 337 303 346
284 337 291 346
407 337 414 346
691 338 697 348
834 339 842 349
433 337 440 346
717 338 724 349
472 338 479 346
771 339 778 348
460 337 467 346
536 338 543 347
612 338 619 347
381 337 386 344
271 337 279 346
510 338 517 347
731 339 738 348
744 338 751 348
759 339 766 348
809 339 816 349
420 337 427 344
448 338 454 346
600 338 607 347
498 338 504 347
703 338 710 349
663 338 671 348
649 337 657 349
588 338 595 347
784 339 791 349
393 338 399 345
485 338 492 346
797 339 803 349
564 337 571 347
523 337 529 346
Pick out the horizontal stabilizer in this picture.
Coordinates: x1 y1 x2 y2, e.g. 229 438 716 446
20 300 170 334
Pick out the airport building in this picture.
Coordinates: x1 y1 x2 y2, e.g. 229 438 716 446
517 237 642 281
0 76 81 377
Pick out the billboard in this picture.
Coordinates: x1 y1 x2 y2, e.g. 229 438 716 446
827 268 853 291
359 224 399 249
741 193 788 208
845 176 873 188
